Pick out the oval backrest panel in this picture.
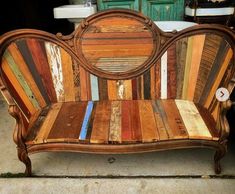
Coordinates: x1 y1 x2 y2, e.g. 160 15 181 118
75 10 159 79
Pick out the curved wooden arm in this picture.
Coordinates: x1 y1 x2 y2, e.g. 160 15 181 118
8 105 26 149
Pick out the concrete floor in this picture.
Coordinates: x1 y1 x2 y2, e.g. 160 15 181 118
1 93 235 193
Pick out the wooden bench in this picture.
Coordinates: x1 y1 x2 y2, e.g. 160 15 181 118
0 9 234 176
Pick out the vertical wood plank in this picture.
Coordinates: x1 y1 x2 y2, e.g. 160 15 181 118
176 38 188 99
121 101 132 141
90 101 111 143
182 37 193 99
131 79 137 100
80 66 88 101
71 59 81 101
109 101 122 143
60 47 76 102
139 100 159 142
144 70 151 99
45 42 64 102
161 51 167 99
90 74 99 101
130 100 142 141
98 78 108 100
107 80 117 100
150 66 155 99
117 80 124 100
187 35 206 100
124 80 132 100
167 44 177 99
155 60 161 99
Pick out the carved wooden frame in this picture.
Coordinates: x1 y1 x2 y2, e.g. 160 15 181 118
0 9 234 176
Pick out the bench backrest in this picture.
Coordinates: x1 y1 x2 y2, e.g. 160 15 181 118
0 9 234 122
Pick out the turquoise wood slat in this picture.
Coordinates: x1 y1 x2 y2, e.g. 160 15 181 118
90 74 99 101
3 50 40 109
79 101 94 140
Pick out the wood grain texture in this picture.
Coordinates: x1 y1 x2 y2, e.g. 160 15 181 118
48 102 87 141
109 101 122 143
45 42 64 102
1 57 36 115
34 103 62 143
175 100 212 140
194 35 222 103
8 43 46 108
176 38 188 99
90 74 99 101
16 39 50 105
79 66 89 101
139 100 159 142
60 47 76 102
155 60 161 98
90 101 111 143
26 39 57 103
144 70 151 99
187 35 206 101
98 78 108 100
182 37 193 100
161 100 188 139
161 51 167 99
107 80 117 100
4 50 40 109
123 80 132 100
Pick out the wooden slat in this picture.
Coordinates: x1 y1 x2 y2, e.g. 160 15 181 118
4 50 40 109
121 101 132 142
34 103 62 143
194 35 222 103
117 80 124 100
139 100 159 142
83 32 152 39
90 74 99 101
161 51 167 99
60 47 76 102
167 44 177 99
130 100 142 142
1 58 36 116
176 38 188 99
204 49 233 108
71 59 81 101
8 43 47 108
45 42 64 102
98 78 108 100
182 37 193 99
132 79 138 100
161 100 188 139
155 100 174 139
26 39 57 103
79 66 89 101
151 101 168 140
47 102 87 142
79 101 94 141
187 35 206 100
150 66 155 99
175 100 212 140
16 40 50 105
90 101 111 143
107 80 117 100
144 70 151 99
196 104 219 141
123 80 132 100
109 101 122 143
155 60 161 98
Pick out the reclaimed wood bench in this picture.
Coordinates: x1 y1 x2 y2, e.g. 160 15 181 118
0 9 234 176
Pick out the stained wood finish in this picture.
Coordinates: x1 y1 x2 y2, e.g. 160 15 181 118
0 9 235 176
25 100 219 145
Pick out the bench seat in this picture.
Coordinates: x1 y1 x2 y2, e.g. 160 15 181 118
25 100 219 146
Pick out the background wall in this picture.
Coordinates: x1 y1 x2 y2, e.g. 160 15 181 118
0 0 73 35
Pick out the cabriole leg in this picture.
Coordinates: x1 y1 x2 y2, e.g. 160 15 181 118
214 143 227 174
18 147 32 176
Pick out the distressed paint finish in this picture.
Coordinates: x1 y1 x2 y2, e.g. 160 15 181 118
90 74 99 101
109 101 122 143
161 51 167 99
45 42 64 102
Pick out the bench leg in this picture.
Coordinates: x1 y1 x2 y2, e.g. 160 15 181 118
18 147 32 176
214 142 227 174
